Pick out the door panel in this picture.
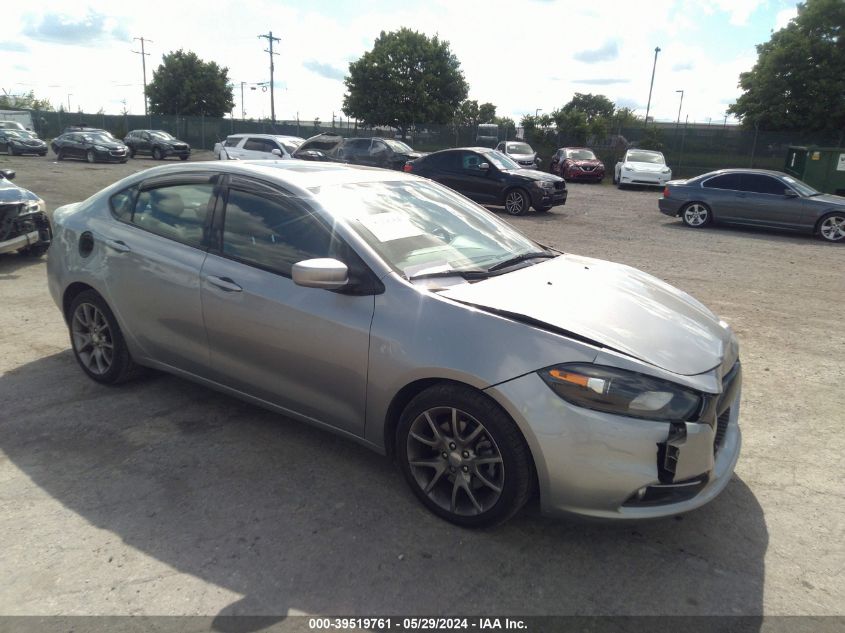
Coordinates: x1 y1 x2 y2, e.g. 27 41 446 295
733 174 806 228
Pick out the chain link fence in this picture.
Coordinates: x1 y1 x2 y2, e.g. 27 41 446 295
20 109 845 180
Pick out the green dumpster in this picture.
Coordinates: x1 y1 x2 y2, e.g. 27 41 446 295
784 146 845 196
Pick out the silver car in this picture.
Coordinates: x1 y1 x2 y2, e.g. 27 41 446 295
47 161 742 527
496 141 540 170
659 168 845 243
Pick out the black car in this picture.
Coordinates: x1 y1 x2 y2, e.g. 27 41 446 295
0 169 51 257
0 130 48 156
51 131 129 163
292 133 423 170
405 147 567 215
124 129 191 160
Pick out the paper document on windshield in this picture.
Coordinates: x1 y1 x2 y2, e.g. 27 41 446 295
359 212 424 242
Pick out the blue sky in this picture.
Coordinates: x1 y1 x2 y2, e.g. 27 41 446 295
0 0 802 124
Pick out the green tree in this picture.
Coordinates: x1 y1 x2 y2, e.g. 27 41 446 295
478 102 496 123
343 28 469 138
728 0 845 131
562 93 615 122
494 116 516 139
146 50 234 117
0 90 54 111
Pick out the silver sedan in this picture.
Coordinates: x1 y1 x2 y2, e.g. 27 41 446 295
47 161 742 526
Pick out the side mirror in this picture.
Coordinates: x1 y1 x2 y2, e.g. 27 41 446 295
271 148 282 156
292 258 349 290
478 162 490 171
0 169 15 181
783 189 798 198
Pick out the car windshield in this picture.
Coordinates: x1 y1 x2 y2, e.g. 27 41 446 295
567 149 596 160
627 151 665 164
85 133 114 144
151 131 175 140
313 179 545 278
483 150 521 170
384 139 413 153
5 130 25 138
782 175 819 197
506 143 533 154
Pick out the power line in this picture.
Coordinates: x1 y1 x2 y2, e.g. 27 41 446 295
258 31 280 123
132 37 153 117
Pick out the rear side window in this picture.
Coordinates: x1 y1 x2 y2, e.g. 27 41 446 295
703 174 743 190
131 183 215 247
222 189 333 275
741 174 789 195
424 152 459 170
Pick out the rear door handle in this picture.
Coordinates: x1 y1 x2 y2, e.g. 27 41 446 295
206 275 243 293
105 239 130 253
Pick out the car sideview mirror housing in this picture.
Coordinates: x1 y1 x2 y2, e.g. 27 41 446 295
784 189 799 198
292 258 349 290
271 148 282 156
478 162 490 171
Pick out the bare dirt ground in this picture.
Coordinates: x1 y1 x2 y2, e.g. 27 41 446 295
0 151 842 618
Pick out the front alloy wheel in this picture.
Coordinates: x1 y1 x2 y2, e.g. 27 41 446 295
86 149 95 163
504 189 529 216
152 147 163 160
818 213 845 243
397 385 533 527
682 202 711 228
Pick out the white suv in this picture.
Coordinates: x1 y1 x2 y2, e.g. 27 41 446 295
213 133 304 160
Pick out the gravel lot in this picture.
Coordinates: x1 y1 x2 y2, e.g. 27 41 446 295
0 151 842 618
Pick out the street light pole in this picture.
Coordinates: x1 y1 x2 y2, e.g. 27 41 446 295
535 108 542 118
644 46 661 127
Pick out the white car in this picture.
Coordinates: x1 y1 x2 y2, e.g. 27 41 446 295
614 149 672 188
213 133 304 160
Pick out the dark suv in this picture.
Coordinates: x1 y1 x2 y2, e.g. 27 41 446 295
404 147 567 215
124 130 191 160
293 133 422 170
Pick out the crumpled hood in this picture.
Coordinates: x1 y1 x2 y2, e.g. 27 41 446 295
624 161 667 172
0 179 40 204
439 254 733 376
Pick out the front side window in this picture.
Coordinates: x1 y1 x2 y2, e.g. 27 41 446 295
740 174 789 196
222 189 333 275
131 183 215 247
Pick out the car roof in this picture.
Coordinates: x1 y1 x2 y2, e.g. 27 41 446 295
124 159 418 191
227 133 304 141
694 168 791 179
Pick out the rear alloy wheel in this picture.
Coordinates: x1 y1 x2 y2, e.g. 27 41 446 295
504 189 530 216
817 212 845 243
681 202 712 228
86 149 96 163
152 147 163 160
68 290 142 385
397 384 533 527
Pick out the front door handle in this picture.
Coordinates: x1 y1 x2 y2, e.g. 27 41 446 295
206 275 243 293
105 239 130 253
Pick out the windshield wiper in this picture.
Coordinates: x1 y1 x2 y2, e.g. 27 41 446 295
408 269 489 281
486 251 557 273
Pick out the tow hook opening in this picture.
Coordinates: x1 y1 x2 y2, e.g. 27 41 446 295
657 422 686 484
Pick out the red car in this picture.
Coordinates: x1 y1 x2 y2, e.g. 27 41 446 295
551 147 605 182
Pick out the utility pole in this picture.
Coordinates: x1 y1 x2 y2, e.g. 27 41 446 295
240 81 247 120
644 46 661 127
258 31 280 124
132 37 152 117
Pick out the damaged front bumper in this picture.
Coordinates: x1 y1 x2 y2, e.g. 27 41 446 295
486 364 742 519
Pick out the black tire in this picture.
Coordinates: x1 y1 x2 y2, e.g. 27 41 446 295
612 170 619 185
816 211 845 243
152 147 163 160
535 204 553 212
179 155 189 161
86 149 96 164
20 243 49 257
128 147 136 158
39 152 47 157
68 290 142 385
396 383 534 528
681 202 712 228
10 148 19 156
504 188 530 216
56 149 64 161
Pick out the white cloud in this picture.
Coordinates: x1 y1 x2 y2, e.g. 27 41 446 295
774 7 798 30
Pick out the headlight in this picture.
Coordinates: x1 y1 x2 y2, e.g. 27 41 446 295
94 145 109 151
538 363 702 422
20 198 45 216
662 168 671 174
537 180 555 189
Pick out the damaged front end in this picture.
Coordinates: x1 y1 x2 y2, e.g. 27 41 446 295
0 169 51 257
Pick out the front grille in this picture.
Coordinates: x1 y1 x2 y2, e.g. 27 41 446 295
110 149 126 156
580 165 596 172
554 181 566 190
714 409 730 454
